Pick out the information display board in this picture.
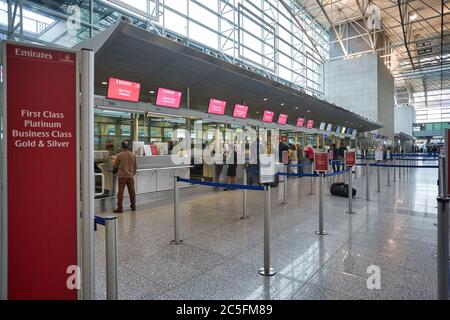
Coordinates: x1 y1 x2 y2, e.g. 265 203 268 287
155 88 182 108
208 98 226 115
262 110 274 123
107 77 141 102
296 118 305 127
277 114 288 125
314 152 329 172
306 120 314 129
3 42 79 299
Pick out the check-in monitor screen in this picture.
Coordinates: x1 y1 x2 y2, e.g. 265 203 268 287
156 88 182 108
319 122 326 130
341 127 347 134
208 98 226 115
336 126 341 133
107 77 141 102
296 118 305 127
277 114 288 125
326 123 333 131
262 110 275 123
306 120 314 129
233 104 248 118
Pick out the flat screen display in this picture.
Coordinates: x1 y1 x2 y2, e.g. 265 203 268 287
352 129 357 135
107 77 141 102
319 122 326 130
208 98 226 115
346 127 352 134
277 113 288 125
296 118 305 127
233 104 248 118
341 127 347 134
336 126 341 133
262 110 275 123
306 120 314 129
156 88 182 108
326 123 333 131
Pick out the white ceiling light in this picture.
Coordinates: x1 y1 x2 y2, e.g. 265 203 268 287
409 12 417 21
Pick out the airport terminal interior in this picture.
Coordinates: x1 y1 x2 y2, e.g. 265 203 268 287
0 0 450 301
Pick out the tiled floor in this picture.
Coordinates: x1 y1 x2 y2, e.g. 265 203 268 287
95 166 440 300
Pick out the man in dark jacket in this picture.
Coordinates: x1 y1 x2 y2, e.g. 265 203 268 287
337 143 346 171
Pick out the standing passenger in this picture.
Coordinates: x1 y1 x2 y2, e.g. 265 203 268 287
113 140 137 213
288 145 298 174
296 143 304 174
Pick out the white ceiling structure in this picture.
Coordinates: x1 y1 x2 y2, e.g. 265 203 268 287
295 0 450 123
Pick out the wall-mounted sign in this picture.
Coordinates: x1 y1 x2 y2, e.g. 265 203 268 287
107 77 141 102
306 120 314 129
155 88 182 108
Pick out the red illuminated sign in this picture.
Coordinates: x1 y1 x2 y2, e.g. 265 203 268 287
307 120 314 129
314 152 329 172
233 104 248 119
107 77 141 102
262 110 274 123
156 88 182 108
277 114 288 125
4 42 78 299
345 151 356 167
296 118 305 127
208 98 227 115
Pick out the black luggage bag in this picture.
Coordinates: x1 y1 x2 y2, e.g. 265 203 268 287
330 182 356 197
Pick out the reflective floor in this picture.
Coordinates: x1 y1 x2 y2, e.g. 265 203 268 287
95 166 439 300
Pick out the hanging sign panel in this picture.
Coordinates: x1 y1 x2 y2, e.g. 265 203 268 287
3 42 79 299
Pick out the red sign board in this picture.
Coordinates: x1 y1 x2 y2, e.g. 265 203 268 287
277 114 288 125
4 43 78 299
233 104 248 118
208 98 226 115
262 110 274 123
307 120 314 129
107 77 141 102
314 152 329 172
344 151 356 167
156 88 182 108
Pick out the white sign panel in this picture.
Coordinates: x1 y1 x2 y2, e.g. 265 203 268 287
259 154 276 184
375 150 384 161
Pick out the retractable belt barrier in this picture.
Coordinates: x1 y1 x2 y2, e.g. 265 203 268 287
176 177 265 191
172 176 275 277
94 216 118 300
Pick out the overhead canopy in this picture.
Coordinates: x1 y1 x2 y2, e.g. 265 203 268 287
75 21 382 132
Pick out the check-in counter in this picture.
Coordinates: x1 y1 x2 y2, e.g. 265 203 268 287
95 154 192 211
134 155 192 193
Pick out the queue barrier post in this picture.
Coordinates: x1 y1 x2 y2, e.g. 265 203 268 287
259 185 276 276
346 168 355 214
377 162 381 192
387 163 391 186
315 173 328 236
393 160 397 182
437 156 449 300
171 176 183 245
105 217 118 300
309 175 314 195
366 163 370 201
282 165 288 205
241 168 249 220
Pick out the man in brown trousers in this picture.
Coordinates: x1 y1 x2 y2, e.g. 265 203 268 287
113 140 137 213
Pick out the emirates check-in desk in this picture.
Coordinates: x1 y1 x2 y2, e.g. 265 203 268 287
93 95 356 211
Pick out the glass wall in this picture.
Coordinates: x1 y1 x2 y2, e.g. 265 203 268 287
1 0 329 96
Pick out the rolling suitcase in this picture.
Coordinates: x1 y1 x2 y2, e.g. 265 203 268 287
330 182 356 197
